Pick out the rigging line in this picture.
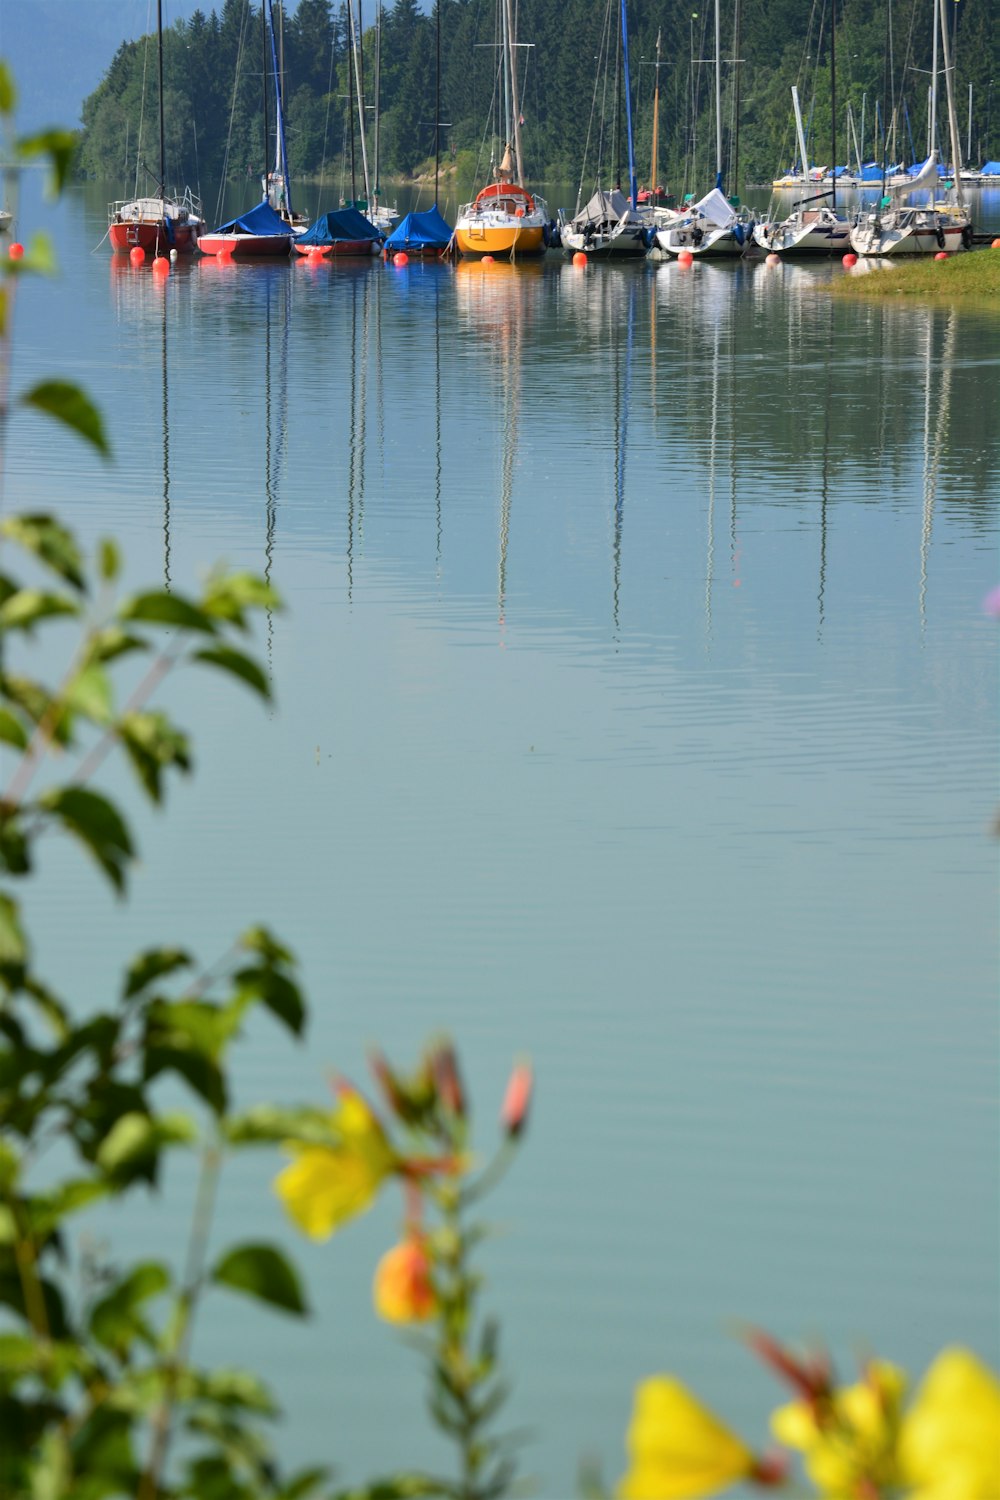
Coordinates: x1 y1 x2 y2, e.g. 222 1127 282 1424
134 0 154 197
575 0 614 210
215 0 252 225
317 10 338 218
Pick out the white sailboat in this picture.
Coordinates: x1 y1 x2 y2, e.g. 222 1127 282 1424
753 85 851 256
850 0 972 257
654 0 752 258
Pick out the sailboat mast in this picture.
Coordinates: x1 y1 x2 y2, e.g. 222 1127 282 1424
266 0 293 216
157 0 165 206
261 1 270 199
373 0 382 214
650 27 661 190
348 0 372 206
830 0 836 211
936 0 964 193
435 0 441 204
503 0 525 181
714 0 723 184
929 0 938 162
620 0 637 207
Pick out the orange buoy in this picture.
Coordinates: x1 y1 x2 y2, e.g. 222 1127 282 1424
934 251 948 261
218 243 234 260
481 254 495 264
572 251 587 266
393 251 409 266
151 255 169 274
992 238 1000 249
765 252 781 267
8 242 24 260
129 245 145 265
842 252 858 266
677 250 694 267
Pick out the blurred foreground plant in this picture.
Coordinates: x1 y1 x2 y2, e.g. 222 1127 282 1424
606 1331 999 1500
275 1044 534 1500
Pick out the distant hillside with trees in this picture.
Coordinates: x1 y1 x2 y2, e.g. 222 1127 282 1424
77 0 1000 198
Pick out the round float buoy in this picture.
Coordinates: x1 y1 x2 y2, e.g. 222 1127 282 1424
572 251 587 267
992 238 1000 249
129 245 145 265
152 255 169 274
169 248 178 261
677 250 693 267
934 251 948 261
218 243 234 260
842 252 858 267
393 251 409 266
8 242 24 260
481 254 495 264
765 252 781 267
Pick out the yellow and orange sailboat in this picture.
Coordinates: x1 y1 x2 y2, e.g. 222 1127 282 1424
454 0 549 260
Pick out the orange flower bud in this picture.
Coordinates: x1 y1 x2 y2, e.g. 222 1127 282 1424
373 1236 437 1324
500 1060 533 1138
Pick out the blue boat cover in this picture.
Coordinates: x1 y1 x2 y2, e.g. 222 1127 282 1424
298 208 381 245
979 160 1000 175
384 206 453 251
211 200 291 236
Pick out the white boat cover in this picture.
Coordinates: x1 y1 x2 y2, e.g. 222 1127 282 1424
569 188 633 228
690 187 737 227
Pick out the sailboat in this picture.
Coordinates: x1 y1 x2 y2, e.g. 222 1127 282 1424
653 0 752 257
850 0 972 256
199 0 294 257
454 0 549 258
753 85 851 255
560 0 658 259
108 0 205 254
384 0 452 257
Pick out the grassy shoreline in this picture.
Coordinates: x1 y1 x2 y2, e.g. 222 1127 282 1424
831 246 1000 299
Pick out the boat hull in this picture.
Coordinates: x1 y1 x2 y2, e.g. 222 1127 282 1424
109 218 201 255
198 233 292 258
752 217 852 256
655 224 748 257
849 217 970 256
454 222 546 258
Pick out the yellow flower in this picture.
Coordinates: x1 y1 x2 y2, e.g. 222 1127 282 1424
617 1376 757 1500
899 1348 1000 1500
373 1236 437 1324
274 1089 396 1240
770 1359 906 1497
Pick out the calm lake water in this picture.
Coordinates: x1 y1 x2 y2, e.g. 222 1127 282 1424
5 175 999 1494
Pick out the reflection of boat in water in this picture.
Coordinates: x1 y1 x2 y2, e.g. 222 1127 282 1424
108 0 204 254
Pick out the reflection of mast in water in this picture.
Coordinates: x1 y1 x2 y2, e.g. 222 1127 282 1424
497 295 522 625
345 270 374 603
611 275 636 635
434 270 443 575
817 297 833 637
704 306 721 642
263 269 291 671
160 282 171 590
919 308 956 630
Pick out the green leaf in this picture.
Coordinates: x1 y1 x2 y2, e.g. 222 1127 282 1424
90 1262 170 1354
0 707 29 750
98 538 120 583
65 663 113 724
95 1111 195 1178
240 926 295 967
0 589 79 632
211 1244 308 1316
202 572 281 627
0 818 31 877
0 61 16 115
118 710 192 804
192 645 271 700
222 1104 336 1148
329 1477 446 1500
143 1045 227 1114
21 382 110 459
0 515 86 593
0 894 28 968
84 624 147 666
119 591 218 634
123 946 193 1000
232 966 305 1038
16 129 79 195
1 673 75 746
39 786 134 893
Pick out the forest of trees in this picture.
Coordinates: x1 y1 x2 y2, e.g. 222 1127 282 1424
77 0 1000 201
